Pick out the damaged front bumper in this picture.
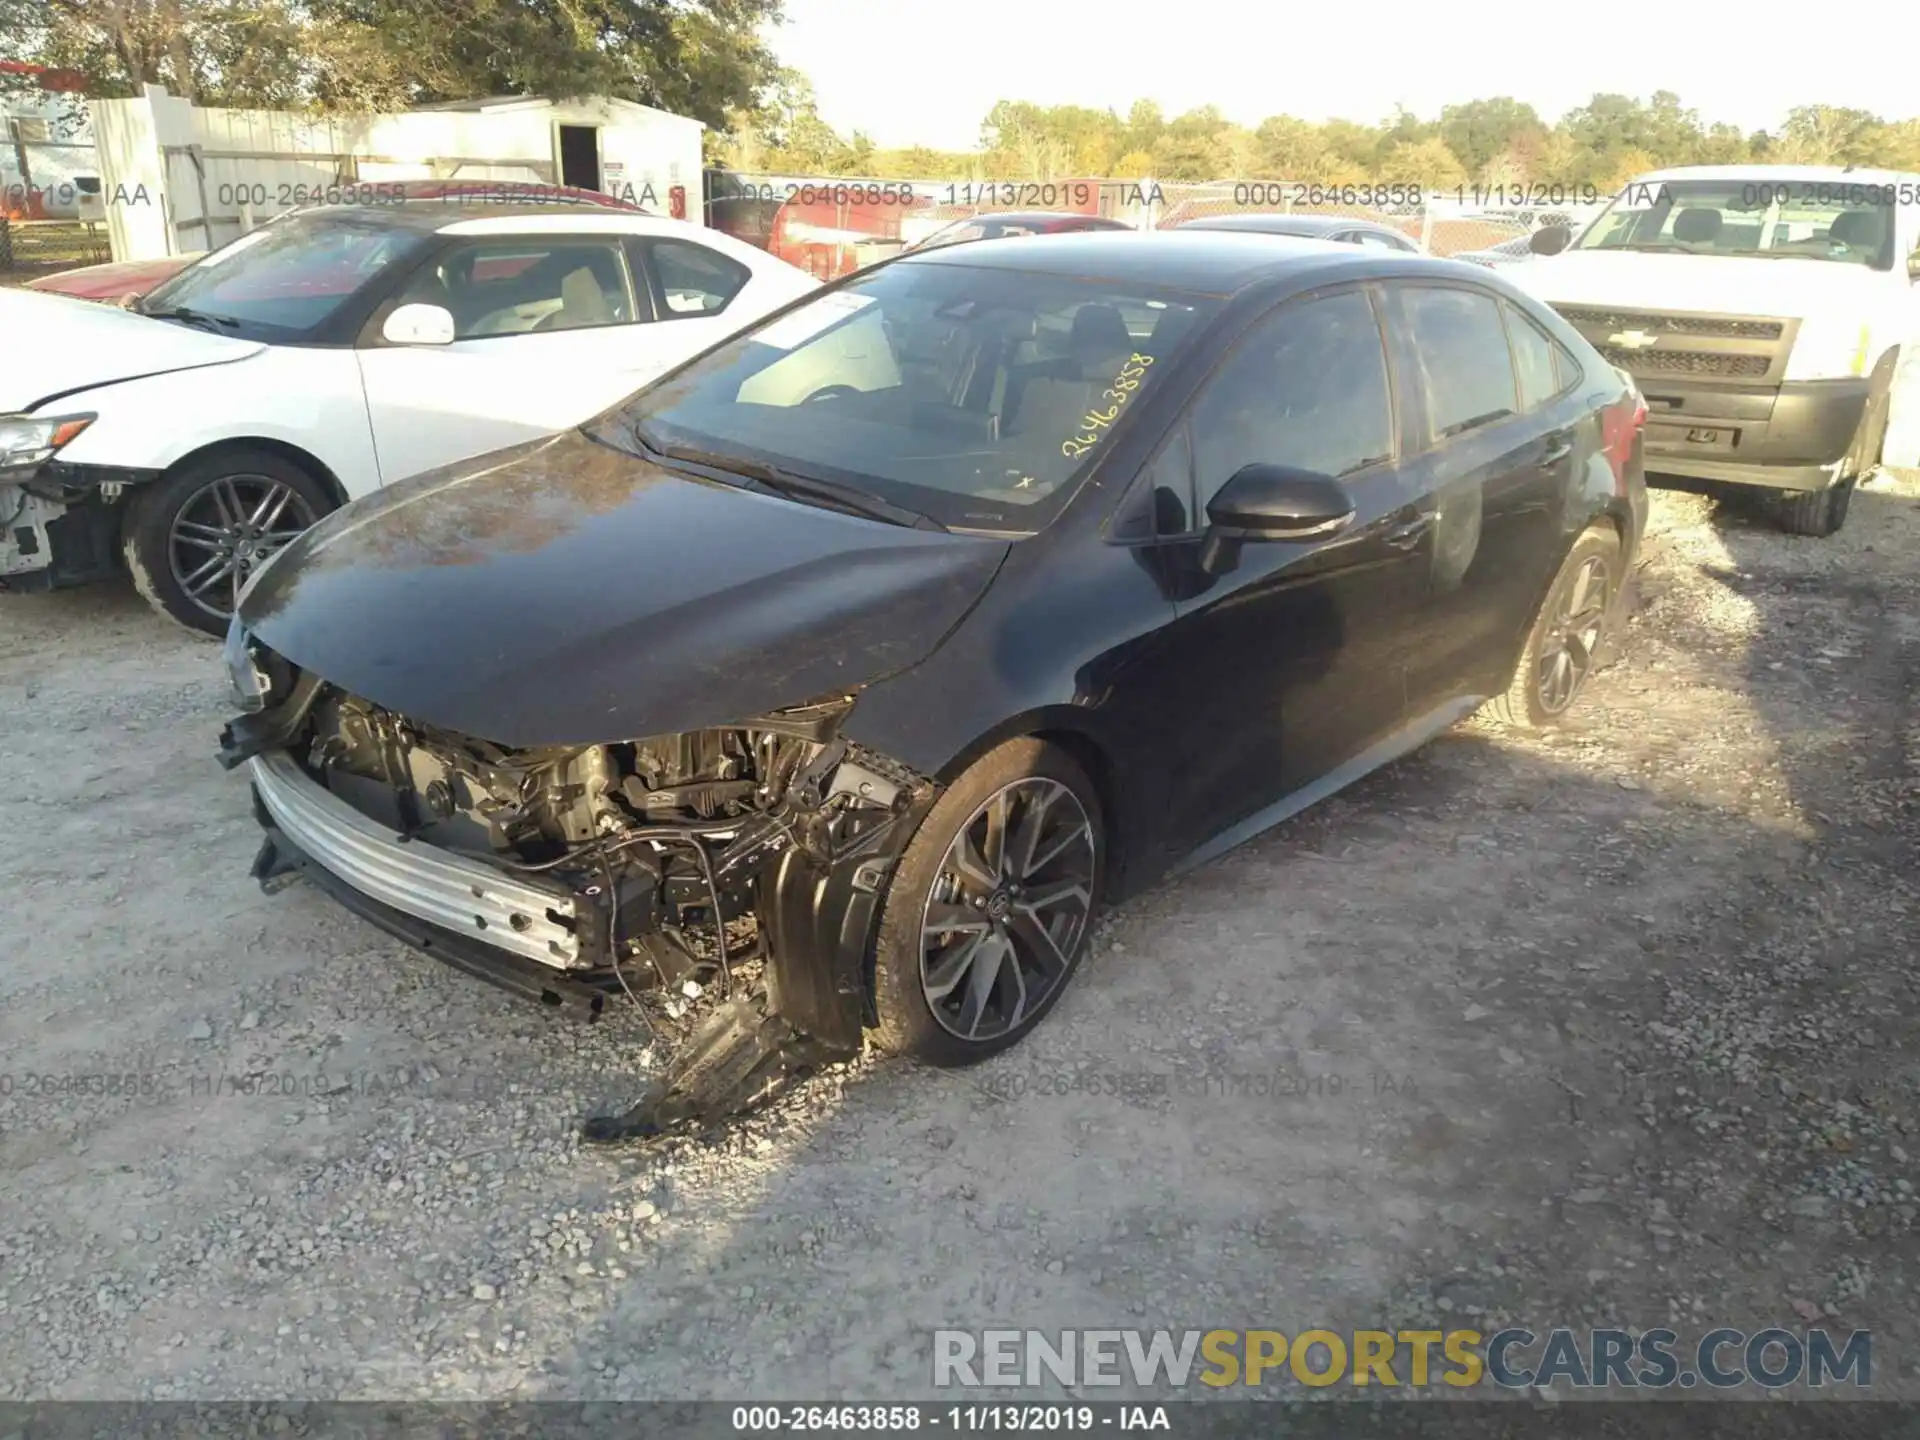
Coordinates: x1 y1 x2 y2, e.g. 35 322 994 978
0 466 151 593
248 747 594 971
232 696 938 1141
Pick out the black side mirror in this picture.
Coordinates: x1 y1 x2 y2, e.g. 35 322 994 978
1529 224 1572 256
1200 464 1354 574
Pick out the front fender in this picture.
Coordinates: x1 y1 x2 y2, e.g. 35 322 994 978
48 349 380 499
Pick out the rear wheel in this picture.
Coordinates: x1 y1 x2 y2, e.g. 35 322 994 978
124 448 332 637
1487 526 1622 730
871 738 1104 1066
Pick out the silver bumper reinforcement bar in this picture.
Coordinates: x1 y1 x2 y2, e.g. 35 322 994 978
248 750 586 969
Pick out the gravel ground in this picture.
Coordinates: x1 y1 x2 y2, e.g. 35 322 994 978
2 474 1917 1402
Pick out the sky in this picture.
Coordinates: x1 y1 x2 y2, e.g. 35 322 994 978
771 0 1920 151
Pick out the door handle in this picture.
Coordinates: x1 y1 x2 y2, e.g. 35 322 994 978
1541 432 1574 464
1382 513 1434 551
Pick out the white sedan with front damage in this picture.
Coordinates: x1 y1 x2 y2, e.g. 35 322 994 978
0 201 819 634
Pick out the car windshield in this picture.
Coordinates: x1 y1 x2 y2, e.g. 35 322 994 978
138 213 432 340
1572 179 1897 268
597 260 1220 531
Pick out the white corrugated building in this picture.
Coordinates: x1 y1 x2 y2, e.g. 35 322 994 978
90 86 705 261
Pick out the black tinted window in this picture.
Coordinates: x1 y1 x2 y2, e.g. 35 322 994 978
1506 303 1563 411
1552 337 1585 392
646 239 749 317
1190 290 1393 508
1401 286 1518 441
1111 426 1193 540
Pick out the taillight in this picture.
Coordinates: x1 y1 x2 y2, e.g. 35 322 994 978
1599 378 1644 495
1611 364 1648 428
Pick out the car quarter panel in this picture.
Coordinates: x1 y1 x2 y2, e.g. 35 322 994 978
48 347 379 499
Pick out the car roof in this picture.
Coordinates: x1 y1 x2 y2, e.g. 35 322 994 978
276 203 671 233
898 228 1433 294
1176 213 1375 237
961 210 1128 227
1631 164 1920 187
433 211 708 238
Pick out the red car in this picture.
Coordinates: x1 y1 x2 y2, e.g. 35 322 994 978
25 180 645 305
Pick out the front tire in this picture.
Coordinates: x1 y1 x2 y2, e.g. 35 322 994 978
871 738 1105 1066
1773 478 1855 538
1487 526 1622 730
123 448 332 637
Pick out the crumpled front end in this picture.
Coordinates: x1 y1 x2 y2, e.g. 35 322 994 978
0 417 147 593
220 644 938 1139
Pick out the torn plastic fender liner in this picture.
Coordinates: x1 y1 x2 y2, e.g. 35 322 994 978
580 758 942 1144
755 777 942 1052
218 668 325 771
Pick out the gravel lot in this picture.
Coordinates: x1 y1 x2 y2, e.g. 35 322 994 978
2 474 1917 1402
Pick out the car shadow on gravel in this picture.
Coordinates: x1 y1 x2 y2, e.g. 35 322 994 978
515 485 1917 1401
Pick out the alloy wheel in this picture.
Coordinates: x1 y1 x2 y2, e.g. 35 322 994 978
1536 554 1611 715
918 777 1097 1042
168 475 317 622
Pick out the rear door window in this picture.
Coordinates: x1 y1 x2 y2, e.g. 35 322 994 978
637 238 751 317
1504 303 1569 411
1398 285 1520 443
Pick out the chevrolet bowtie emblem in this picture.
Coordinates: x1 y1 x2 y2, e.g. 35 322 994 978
1608 329 1659 349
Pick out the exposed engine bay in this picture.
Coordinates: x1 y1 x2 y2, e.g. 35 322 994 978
225 677 937 1142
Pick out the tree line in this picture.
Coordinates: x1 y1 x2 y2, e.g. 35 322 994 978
0 0 783 131
5 4 1918 186
717 86 1920 187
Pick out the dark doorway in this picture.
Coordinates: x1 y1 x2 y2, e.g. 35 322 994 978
558 125 600 190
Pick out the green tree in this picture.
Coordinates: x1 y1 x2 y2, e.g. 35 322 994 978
1776 106 1889 166
1150 105 1236 180
4 0 313 106
1378 136 1465 189
1437 97 1547 178
1695 121 1754 165
4 0 783 124
1320 118 1386 173
1120 99 1164 158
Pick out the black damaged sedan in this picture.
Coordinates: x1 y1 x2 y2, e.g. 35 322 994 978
220 231 1648 1136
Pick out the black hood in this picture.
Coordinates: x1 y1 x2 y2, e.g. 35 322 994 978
240 430 1010 747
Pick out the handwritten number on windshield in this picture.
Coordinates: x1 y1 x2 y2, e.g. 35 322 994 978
1062 353 1154 459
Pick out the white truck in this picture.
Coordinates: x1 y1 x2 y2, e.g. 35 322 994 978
1509 165 1920 536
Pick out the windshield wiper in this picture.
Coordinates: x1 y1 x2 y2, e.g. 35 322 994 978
144 306 240 332
1611 242 1698 254
647 438 947 532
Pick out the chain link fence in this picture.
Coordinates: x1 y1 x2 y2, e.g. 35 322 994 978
0 216 109 283
1146 180 1614 258
703 171 1614 278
